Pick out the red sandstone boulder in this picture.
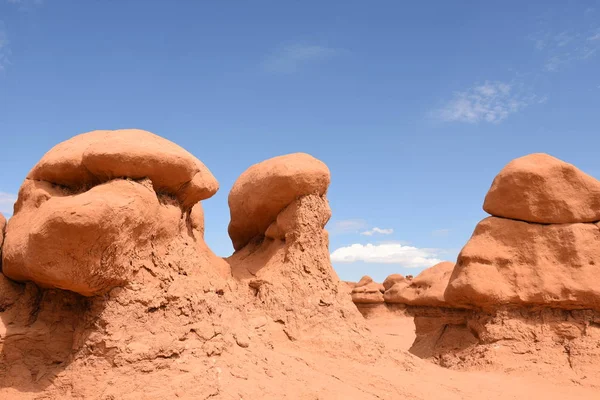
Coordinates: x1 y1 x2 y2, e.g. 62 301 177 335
382 273 406 291
384 262 455 307
445 217 600 310
483 153 600 224
351 281 384 304
27 129 219 209
356 275 373 288
228 153 330 251
3 179 161 295
3 130 224 296
350 276 384 304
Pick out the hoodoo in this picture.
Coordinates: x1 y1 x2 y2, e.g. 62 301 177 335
410 153 600 386
0 132 396 399
2 129 224 296
227 153 330 251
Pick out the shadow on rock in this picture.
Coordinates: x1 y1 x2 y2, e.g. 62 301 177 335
0 275 99 394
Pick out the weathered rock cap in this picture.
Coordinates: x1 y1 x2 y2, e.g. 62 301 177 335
28 129 219 209
382 273 406 291
445 216 600 311
355 275 374 288
228 153 330 251
384 262 454 307
483 153 600 224
351 281 384 304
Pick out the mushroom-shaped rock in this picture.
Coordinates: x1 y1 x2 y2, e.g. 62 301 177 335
355 275 374 288
445 217 600 310
3 130 223 296
351 281 384 304
382 273 406 291
483 153 600 224
28 129 219 209
228 153 330 250
384 262 454 307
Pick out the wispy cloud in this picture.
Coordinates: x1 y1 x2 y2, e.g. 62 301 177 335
529 11 600 72
0 192 17 215
328 219 367 235
437 81 543 124
330 243 442 269
360 227 393 236
588 30 600 42
263 43 339 74
7 0 44 11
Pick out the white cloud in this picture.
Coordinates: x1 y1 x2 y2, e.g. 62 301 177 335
360 227 393 236
431 228 450 237
263 43 339 74
437 81 540 124
0 192 17 215
330 243 442 269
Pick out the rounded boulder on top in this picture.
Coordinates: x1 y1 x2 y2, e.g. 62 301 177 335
2 129 221 296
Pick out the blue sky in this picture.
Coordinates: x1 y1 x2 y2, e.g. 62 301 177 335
1 0 599 282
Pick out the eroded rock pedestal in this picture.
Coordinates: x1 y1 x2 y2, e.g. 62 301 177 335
0 131 385 399
411 153 600 386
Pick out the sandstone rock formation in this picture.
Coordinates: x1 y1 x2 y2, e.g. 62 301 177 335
385 262 454 307
28 129 219 209
226 156 364 342
351 281 385 304
483 153 600 224
2 130 226 296
445 217 600 310
4 137 600 398
409 153 600 386
228 153 330 251
0 131 399 399
382 273 405 291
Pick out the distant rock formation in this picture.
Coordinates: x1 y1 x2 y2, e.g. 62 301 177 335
382 274 406 291
347 263 456 319
350 276 385 305
384 262 454 307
